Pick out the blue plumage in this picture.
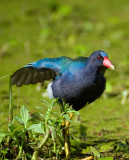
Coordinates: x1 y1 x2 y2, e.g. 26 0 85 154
11 50 114 111
25 57 72 74
100 51 108 58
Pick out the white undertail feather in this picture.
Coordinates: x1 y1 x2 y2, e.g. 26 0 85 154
47 81 54 99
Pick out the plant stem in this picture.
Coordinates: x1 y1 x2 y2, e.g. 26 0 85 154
54 142 56 152
16 146 22 160
31 127 50 160
9 75 13 123
32 99 54 160
16 129 26 160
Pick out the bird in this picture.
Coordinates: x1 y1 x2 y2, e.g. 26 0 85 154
11 50 114 158
11 50 114 110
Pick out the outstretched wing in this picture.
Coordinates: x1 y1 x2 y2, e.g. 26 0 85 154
11 56 72 87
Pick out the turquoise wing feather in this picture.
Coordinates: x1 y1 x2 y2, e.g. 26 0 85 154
11 56 72 86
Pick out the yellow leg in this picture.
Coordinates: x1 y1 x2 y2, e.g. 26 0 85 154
63 113 93 160
64 127 70 159
65 112 74 127
63 113 74 159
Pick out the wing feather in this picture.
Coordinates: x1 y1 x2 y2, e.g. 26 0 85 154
16 73 28 87
11 66 57 87
11 56 72 87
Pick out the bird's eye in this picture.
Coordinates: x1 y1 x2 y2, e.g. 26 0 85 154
98 56 102 60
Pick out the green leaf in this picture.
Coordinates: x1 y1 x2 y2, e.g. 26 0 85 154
64 103 69 110
0 132 9 143
67 109 80 114
116 141 127 151
15 116 24 125
63 114 70 121
82 147 91 154
8 121 15 132
90 146 100 158
20 105 30 128
1 147 8 156
51 98 59 106
99 143 114 152
98 157 113 160
28 123 43 134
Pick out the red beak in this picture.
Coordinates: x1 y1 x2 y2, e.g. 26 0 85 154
103 57 115 70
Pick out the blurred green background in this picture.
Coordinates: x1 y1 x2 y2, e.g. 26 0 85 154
0 0 129 143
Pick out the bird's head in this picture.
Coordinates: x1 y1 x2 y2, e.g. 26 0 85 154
89 50 115 70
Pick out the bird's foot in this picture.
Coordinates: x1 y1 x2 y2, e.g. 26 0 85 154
80 156 94 160
64 126 70 159
65 140 70 159
62 112 74 159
